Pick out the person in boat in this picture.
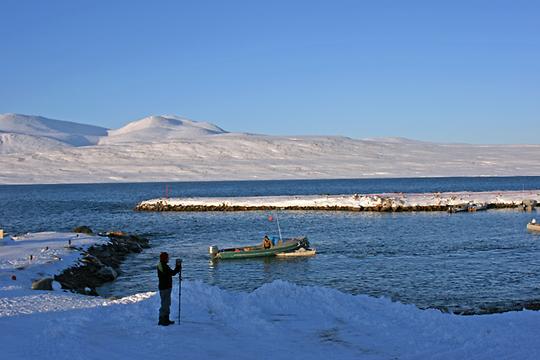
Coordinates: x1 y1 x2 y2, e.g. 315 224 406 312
262 235 272 249
157 252 181 326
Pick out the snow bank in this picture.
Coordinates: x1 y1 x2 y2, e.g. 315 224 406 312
1 232 540 359
137 190 540 211
1 279 540 359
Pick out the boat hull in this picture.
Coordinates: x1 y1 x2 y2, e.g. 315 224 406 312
214 237 309 260
527 223 540 232
276 248 316 257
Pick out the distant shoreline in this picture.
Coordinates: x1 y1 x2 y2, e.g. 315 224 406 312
2 174 540 187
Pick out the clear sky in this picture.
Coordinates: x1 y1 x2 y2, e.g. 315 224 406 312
1 0 538 143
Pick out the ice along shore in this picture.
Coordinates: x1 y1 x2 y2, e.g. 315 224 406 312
136 190 540 212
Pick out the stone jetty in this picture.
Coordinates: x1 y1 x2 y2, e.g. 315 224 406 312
135 190 540 212
54 230 149 295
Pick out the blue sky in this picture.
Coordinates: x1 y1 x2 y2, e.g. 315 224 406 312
1 0 538 143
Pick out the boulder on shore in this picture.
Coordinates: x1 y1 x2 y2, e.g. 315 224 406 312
73 226 93 235
96 266 118 281
31 277 54 290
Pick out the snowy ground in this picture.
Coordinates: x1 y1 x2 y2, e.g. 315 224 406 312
1 232 540 359
2 113 540 184
138 190 540 210
0 232 108 291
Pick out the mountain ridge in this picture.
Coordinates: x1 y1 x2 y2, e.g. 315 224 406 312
102 115 228 144
1 112 540 184
0 113 108 148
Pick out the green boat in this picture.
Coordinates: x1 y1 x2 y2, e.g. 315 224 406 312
209 237 310 260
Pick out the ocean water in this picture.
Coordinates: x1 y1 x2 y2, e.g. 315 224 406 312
1 176 540 313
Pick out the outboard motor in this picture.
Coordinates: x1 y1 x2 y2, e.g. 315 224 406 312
209 245 219 259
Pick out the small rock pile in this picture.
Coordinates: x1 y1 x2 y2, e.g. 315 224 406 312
54 230 149 296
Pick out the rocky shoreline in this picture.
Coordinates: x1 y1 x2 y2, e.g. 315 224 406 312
436 300 540 316
53 230 149 296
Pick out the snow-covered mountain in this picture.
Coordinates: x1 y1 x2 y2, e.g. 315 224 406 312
101 115 226 144
0 133 69 154
1 112 540 184
0 114 108 150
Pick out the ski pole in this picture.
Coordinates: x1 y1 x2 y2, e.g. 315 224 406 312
176 258 182 325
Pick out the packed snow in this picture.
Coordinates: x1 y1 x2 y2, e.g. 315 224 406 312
138 190 540 210
1 113 540 184
1 232 540 359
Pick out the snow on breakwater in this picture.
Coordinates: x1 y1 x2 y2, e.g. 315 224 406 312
136 190 540 212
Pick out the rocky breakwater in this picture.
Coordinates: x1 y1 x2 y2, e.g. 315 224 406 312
54 229 149 295
135 190 540 212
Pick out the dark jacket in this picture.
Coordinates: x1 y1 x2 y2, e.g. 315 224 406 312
157 261 180 290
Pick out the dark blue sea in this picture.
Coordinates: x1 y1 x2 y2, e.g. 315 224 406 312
1 176 540 313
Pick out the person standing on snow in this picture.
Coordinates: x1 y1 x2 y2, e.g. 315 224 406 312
157 252 180 326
